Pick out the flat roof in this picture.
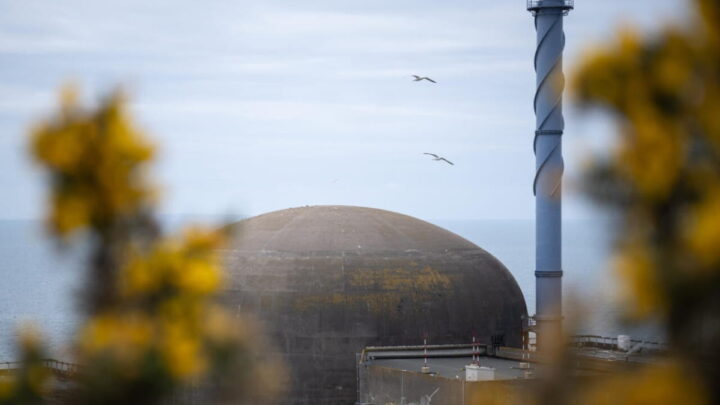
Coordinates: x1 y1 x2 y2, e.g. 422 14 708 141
360 340 664 382
369 356 533 381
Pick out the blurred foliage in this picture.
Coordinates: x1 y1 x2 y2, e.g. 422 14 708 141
577 361 706 405
0 329 51 405
30 87 158 312
30 87 154 238
571 0 720 402
0 86 284 404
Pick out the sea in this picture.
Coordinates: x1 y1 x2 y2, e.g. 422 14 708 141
0 218 662 361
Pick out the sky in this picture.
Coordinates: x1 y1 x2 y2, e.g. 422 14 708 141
0 0 687 221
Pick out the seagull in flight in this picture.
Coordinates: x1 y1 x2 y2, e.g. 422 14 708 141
423 153 454 165
412 75 436 83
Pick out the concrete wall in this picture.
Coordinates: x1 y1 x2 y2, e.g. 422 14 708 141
358 365 527 405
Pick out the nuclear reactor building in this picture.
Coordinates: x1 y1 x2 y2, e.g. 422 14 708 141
224 205 527 404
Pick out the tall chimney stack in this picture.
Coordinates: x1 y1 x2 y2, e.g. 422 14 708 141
527 0 573 350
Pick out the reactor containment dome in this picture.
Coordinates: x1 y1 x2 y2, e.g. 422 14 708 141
223 205 527 404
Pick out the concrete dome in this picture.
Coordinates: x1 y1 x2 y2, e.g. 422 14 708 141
223 206 526 404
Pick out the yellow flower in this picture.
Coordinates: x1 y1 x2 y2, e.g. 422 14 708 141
177 259 221 295
162 324 205 379
685 186 720 270
617 110 682 201
183 226 225 252
0 378 14 399
579 360 707 405
123 256 158 295
50 191 91 234
30 85 155 237
613 244 664 319
79 314 153 366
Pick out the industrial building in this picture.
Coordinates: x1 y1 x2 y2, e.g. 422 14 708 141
223 205 528 404
356 337 666 405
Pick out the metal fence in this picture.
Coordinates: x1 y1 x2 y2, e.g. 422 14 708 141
527 0 574 16
0 359 80 377
527 0 574 9
569 335 668 353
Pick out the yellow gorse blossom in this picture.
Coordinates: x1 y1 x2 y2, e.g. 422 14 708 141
21 86 284 404
0 327 51 405
612 244 664 319
573 0 720 402
120 227 223 298
618 108 683 201
30 85 154 236
78 314 154 376
684 185 720 270
160 322 206 379
78 226 227 382
572 0 720 315
579 360 706 405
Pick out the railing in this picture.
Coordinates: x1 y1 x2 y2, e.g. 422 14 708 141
43 359 81 376
495 346 546 363
0 359 81 378
527 0 574 8
359 334 667 363
569 335 668 353
361 343 485 363
527 0 574 14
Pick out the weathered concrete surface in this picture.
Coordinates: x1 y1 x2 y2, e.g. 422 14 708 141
222 206 527 404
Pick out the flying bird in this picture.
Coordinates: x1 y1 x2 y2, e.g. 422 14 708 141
412 75 436 83
423 153 454 165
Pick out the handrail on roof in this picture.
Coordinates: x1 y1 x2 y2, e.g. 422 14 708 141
527 0 574 9
0 358 80 375
527 0 574 15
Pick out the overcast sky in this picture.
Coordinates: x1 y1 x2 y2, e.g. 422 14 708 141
0 0 687 221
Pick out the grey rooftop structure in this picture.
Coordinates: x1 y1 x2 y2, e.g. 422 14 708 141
357 338 666 405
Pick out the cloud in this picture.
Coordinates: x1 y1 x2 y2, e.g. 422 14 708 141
135 99 477 120
0 0 689 220
0 84 55 115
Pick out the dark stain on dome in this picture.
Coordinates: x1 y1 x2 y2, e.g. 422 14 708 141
222 205 527 405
